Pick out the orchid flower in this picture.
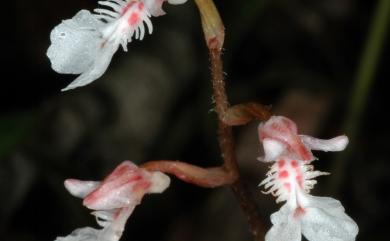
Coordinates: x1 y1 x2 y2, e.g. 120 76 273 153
47 0 188 91
258 116 358 241
258 116 349 162
55 161 170 241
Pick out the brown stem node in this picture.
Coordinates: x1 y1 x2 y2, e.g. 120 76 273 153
223 103 272 126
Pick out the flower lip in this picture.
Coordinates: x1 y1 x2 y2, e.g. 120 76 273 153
96 0 153 48
265 196 359 241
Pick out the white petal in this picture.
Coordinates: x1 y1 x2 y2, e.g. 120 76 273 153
47 10 103 75
168 0 188 4
54 227 100 241
148 172 171 193
144 0 166 17
64 179 101 198
300 135 349 152
301 196 359 241
266 204 302 241
61 40 119 91
259 138 286 162
71 10 105 30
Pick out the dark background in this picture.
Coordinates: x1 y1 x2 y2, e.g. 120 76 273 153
1 0 389 240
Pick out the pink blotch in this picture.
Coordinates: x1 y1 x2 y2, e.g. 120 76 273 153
128 12 139 26
278 159 286 168
104 161 137 183
291 160 298 168
293 206 306 218
83 161 143 207
279 170 289 179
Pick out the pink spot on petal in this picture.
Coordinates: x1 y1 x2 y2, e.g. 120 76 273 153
83 161 146 209
279 170 289 178
278 159 286 168
291 160 298 168
293 206 306 218
128 12 139 26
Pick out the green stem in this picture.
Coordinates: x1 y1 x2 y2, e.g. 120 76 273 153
329 0 390 192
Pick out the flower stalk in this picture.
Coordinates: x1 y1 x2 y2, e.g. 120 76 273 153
194 0 267 240
141 160 236 188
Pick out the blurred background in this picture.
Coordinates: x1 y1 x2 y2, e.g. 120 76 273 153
1 0 389 240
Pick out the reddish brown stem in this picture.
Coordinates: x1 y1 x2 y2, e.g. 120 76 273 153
210 49 238 175
145 1 269 240
210 48 266 241
141 160 235 188
231 180 267 240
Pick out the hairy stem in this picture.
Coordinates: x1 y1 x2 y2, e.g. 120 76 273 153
142 1 269 239
209 49 239 176
195 0 266 239
209 42 266 241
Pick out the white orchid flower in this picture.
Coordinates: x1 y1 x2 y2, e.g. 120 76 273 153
54 161 170 241
47 0 188 91
258 116 358 241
